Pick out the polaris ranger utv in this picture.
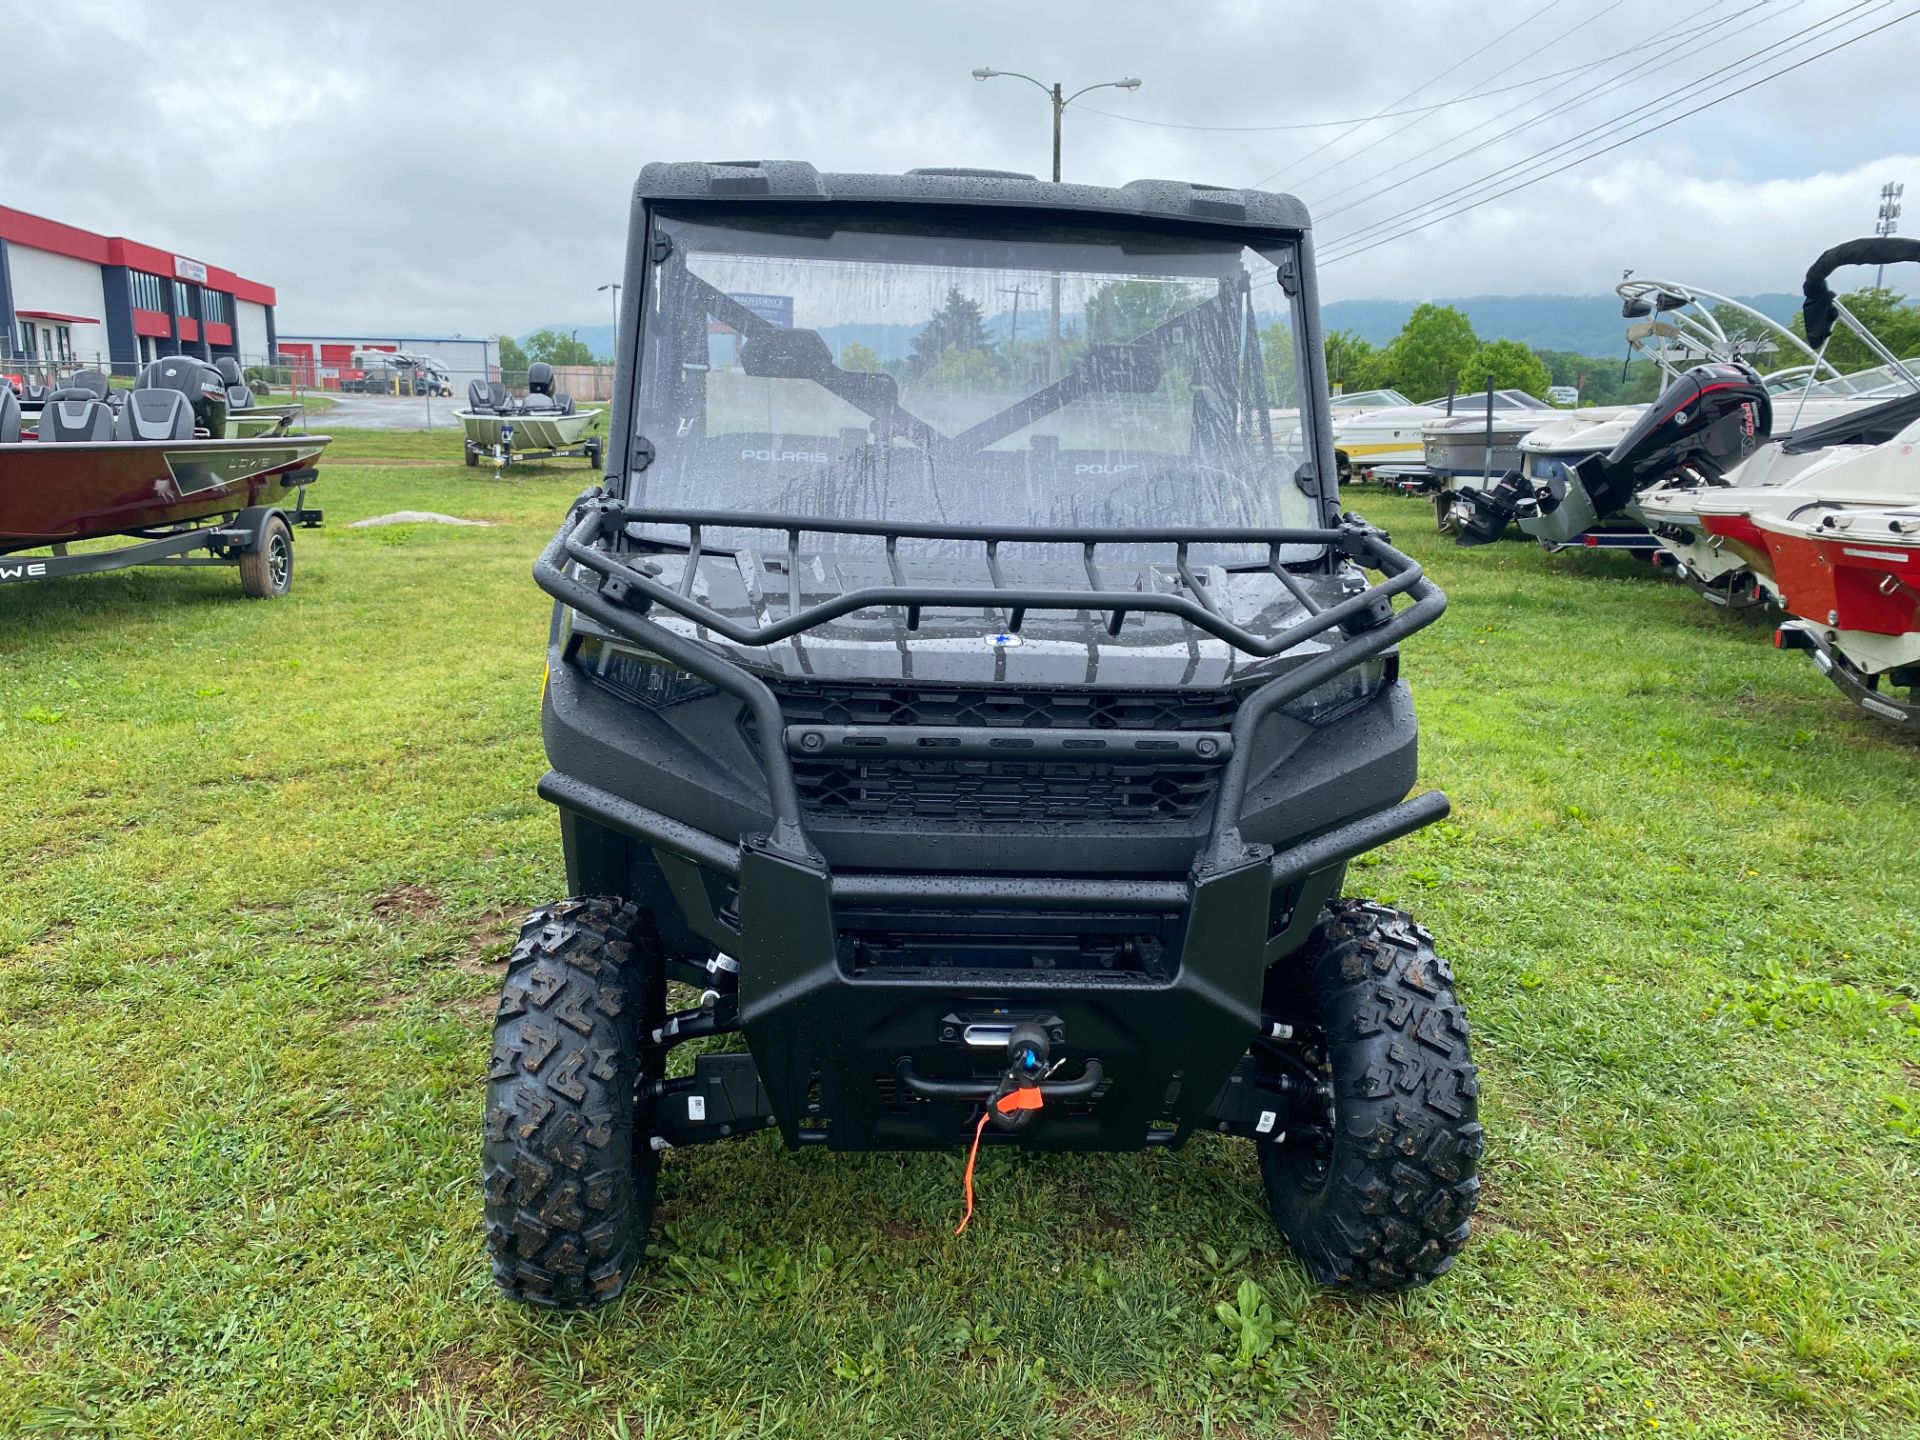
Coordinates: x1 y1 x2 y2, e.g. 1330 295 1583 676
486 162 1480 1309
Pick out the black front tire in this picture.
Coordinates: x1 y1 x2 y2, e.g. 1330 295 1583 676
465 444 479 467
483 897 663 1309
1259 899 1482 1292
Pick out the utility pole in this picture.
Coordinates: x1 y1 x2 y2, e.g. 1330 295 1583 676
1876 182 1905 288
998 284 1039 384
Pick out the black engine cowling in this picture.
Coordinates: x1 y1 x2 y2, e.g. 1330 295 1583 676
1568 361 1771 517
136 357 230 437
1453 362 1773 547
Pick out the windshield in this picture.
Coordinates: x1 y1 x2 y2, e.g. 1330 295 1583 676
1336 389 1411 408
630 208 1320 553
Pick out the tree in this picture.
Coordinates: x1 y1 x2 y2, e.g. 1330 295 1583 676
496 333 527 375
1385 303 1478 400
1084 278 1201 344
1456 338 1551 398
838 340 880 372
1323 328 1390 393
523 328 599 366
908 287 996 380
1790 286 1920 375
1260 323 1298 402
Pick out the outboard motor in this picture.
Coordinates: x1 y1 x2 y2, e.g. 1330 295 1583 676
526 361 555 396
137 356 229 437
1454 362 1772 547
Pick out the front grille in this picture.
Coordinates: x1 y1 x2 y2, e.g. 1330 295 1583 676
753 679 1238 826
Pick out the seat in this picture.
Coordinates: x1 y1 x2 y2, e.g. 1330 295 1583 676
556 393 577 416
0 387 19 443
43 398 115 442
214 357 254 411
467 379 497 413
519 392 558 413
64 369 109 399
526 361 556 396
21 380 52 404
114 388 194 441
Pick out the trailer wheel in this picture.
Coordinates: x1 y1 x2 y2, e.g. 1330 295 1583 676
466 444 480 468
1258 898 1481 1293
483 897 663 1309
587 439 604 471
239 515 294 598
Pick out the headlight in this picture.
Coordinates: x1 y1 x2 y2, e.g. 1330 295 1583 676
1279 656 1391 726
569 631 719 709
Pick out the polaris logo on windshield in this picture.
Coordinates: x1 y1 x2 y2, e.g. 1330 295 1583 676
0 561 50 583
1074 463 1138 475
742 448 830 464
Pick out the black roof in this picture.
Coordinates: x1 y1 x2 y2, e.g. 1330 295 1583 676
634 160 1313 233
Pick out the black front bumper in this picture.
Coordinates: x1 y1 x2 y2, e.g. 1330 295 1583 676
531 500 1450 1150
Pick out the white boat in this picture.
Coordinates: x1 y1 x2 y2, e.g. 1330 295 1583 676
1453 260 1918 547
1334 388 1547 488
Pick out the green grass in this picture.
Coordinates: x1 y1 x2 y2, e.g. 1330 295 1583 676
1 442 1917 1439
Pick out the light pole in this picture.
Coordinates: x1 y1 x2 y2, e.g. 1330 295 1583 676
972 67 1141 383
971 68 1141 183
597 282 621 356
1875 182 1905 289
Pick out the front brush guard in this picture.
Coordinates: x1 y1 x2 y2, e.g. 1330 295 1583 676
534 498 1452 1148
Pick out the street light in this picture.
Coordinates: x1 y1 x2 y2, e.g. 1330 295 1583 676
597 282 621 353
971 68 1141 183
972 67 1141 383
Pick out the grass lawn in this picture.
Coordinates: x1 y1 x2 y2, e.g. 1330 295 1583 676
1 434 1916 1438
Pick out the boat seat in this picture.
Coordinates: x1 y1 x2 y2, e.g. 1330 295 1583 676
42 398 115 442
467 379 498 413
64 369 110 400
519 392 558 413
22 381 51 404
556 393 576 416
214 357 255 411
0 387 18 443
45 385 103 405
114 388 194 441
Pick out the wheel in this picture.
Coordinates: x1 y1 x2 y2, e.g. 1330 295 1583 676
238 515 293 598
465 444 479 467
587 439 604 471
483 897 663 1309
1258 898 1482 1292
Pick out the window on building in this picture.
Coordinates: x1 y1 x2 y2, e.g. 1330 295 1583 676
173 280 190 315
131 271 168 312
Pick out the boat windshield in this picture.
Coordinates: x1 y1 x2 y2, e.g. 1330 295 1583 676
1336 389 1412 408
630 207 1321 556
1803 358 1920 398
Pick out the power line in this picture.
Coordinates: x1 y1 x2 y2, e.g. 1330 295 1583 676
1307 0 1750 213
1283 0 1629 197
1319 0 1877 258
1072 52 1663 133
1318 6 1919 268
1249 0 1570 190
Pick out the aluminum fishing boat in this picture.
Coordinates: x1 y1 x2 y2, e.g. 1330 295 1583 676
456 361 603 469
0 358 326 597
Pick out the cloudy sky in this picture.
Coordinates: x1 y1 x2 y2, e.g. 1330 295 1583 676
4 0 1915 338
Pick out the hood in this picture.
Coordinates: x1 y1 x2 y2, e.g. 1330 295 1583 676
642 546 1358 689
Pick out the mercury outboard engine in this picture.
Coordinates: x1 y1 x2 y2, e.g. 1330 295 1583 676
1454 361 1772 547
137 356 229 437
526 361 555 396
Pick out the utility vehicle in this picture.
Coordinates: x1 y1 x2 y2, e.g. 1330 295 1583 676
485 162 1480 1309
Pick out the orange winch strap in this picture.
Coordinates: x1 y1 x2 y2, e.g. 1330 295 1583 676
955 1110 991 1234
995 1086 1044 1115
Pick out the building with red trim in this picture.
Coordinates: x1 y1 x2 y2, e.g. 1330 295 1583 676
0 205 277 377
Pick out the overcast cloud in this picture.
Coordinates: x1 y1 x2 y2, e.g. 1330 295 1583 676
4 0 1915 338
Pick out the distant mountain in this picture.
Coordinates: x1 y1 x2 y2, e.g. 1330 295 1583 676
1322 292 1804 359
532 292 1810 369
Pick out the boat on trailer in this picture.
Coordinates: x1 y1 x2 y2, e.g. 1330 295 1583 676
455 361 603 469
0 357 328 598
1450 262 1901 548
